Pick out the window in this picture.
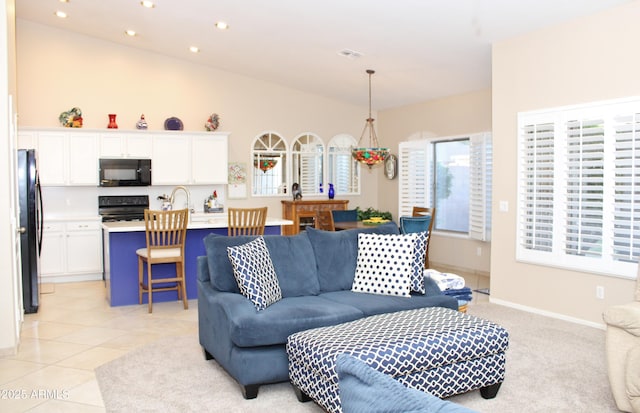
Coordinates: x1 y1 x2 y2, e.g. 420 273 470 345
328 134 360 195
291 133 324 196
517 97 640 279
398 132 492 240
252 132 288 196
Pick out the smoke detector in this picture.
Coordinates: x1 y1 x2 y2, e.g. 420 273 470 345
337 49 363 59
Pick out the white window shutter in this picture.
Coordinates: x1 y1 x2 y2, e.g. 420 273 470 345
398 140 431 219
469 133 492 241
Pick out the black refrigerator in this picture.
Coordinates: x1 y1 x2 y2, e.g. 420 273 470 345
17 149 43 314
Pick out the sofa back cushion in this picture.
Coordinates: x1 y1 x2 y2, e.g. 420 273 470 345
306 222 400 292
203 232 319 297
263 233 320 297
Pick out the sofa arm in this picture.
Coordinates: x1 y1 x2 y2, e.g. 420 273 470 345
197 255 210 283
603 302 640 337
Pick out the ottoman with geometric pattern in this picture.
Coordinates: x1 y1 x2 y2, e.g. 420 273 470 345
286 307 509 413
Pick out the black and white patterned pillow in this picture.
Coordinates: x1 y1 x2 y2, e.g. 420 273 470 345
410 231 428 294
227 237 282 311
352 233 416 297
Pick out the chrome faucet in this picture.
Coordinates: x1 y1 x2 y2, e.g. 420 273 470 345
170 186 193 214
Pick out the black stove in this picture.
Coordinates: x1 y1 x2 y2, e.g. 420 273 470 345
98 195 149 222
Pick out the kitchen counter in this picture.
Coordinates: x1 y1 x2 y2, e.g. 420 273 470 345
102 214 291 232
102 215 293 306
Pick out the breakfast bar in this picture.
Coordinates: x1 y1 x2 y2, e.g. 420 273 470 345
102 214 292 306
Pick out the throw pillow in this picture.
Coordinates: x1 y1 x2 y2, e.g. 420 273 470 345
352 233 416 297
410 231 428 294
227 237 282 311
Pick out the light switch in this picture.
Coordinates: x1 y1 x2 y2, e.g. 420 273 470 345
499 201 509 212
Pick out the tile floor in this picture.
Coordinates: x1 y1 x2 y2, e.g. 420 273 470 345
0 270 489 413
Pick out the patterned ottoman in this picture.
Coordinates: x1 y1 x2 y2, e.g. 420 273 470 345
286 307 509 413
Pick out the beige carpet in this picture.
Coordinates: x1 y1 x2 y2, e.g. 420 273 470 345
96 304 619 413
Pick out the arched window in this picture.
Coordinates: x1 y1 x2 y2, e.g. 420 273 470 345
291 133 324 196
328 134 360 195
252 132 288 196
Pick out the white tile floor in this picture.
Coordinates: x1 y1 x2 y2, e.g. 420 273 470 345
0 270 489 412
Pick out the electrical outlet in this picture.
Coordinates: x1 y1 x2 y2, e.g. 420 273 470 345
499 201 509 212
596 286 605 300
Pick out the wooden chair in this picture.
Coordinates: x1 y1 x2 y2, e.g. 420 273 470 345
317 210 336 231
228 207 267 236
411 206 436 268
136 208 189 313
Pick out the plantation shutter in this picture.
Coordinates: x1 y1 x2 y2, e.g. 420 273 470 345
469 133 492 241
518 119 555 253
564 118 605 258
517 97 640 278
398 140 431 218
613 113 640 262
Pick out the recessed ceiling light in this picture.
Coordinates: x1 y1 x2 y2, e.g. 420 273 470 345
125 30 137 37
140 1 155 8
189 46 200 53
215 21 229 30
59 0 69 3
55 10 67 18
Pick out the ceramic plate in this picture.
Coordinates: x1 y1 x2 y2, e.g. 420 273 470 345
164 117 184 131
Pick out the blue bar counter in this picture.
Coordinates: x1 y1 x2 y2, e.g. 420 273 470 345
101 214 292 306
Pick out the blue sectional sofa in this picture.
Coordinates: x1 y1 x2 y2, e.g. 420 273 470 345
197 222 458 399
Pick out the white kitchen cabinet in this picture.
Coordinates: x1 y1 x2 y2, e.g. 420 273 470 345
191 134 228 184
40 219 103 282
152 134 191 185
18 129 99 186
40 222 65 277
153 132 229 185
100 133 151 158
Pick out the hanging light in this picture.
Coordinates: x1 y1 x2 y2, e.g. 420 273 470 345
352 69 389 168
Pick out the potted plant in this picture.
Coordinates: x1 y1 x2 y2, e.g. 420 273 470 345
356 207 392 221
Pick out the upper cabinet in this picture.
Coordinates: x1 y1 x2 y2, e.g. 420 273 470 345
152 132 229 185
19 129 99 186
100 132 151 158
18 127 229 187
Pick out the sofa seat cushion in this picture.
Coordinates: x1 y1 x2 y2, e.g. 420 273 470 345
306 222 400 293
320 290 458 317
224 295 364 347
203 232 320 297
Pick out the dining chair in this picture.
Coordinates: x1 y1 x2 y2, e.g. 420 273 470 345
317 210 336 231
228 207 268 236
331 209 358 223
136 208 189 313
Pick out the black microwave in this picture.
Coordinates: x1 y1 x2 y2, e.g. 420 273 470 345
99 158 152 187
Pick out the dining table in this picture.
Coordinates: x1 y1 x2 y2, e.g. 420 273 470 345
333 221 394 231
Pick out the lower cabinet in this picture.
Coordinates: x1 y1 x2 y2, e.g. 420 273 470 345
40 219 103 282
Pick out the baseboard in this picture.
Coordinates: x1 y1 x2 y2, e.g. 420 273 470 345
488 297 606 330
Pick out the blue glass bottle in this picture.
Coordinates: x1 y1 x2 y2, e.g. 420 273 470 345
328 183 335 199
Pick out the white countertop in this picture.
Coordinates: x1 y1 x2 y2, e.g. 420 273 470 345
102 215 293 233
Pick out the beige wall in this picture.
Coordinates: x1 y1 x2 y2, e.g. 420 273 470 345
491 1 640 325
378 89 492 273
15 20 381 214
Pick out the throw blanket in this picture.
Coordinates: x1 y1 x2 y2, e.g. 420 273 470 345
425 269 466 291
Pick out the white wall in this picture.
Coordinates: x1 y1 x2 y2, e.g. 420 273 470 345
491 1 640 325
16 20 381 217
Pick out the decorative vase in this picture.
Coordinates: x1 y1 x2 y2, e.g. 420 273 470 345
328 183 335 199
107 114 118 129
136 114 148 130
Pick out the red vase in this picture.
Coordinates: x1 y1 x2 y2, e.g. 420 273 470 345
107 114 118 129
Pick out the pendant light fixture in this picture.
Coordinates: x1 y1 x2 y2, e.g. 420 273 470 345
352 69 389 168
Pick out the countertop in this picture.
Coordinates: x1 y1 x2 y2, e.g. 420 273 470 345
102 213 293 233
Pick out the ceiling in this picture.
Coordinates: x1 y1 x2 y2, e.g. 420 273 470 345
16 0 631 110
